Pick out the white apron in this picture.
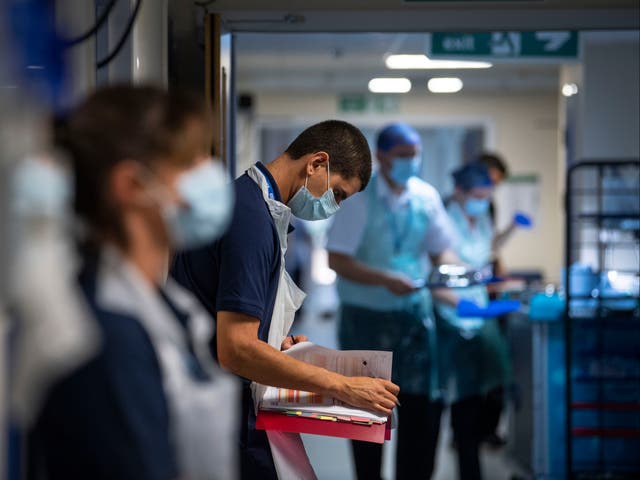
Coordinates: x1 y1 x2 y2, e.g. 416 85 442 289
247 166 318 480
97 247 240 480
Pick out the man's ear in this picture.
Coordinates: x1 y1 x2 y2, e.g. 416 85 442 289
307 151 329 175
377 150 392 170
110 160 147 209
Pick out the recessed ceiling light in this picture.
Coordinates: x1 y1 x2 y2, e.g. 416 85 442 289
368 77 412 93
562 83 579 97
386 54 492 70
427 77 463 93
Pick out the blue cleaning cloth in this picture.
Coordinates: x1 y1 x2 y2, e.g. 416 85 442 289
457 299 521 318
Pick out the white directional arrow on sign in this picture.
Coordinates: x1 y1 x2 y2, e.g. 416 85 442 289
535 32 572 52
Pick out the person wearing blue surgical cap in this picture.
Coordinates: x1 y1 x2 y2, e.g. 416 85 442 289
434 162 511 480
328 123 461 480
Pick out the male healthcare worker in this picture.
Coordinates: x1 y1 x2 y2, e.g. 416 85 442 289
435 162 511 480
327 123 460 480
171 120 400 480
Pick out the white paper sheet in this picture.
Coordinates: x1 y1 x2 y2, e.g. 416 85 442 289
259 342 392 424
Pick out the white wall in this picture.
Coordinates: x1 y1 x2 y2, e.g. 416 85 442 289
580 34 640 160
239 90 562 279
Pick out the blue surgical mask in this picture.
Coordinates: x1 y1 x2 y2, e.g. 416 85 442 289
288 162 339 221
159 161 233 250
464 197 490 217
389 156 421 185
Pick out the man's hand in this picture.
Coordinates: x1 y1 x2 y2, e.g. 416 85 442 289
384 273 418 296
332 377 400 416
280 334 308 351
218 311 398 415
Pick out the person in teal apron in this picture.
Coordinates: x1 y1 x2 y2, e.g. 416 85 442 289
328 123 460 480
435 162 512 480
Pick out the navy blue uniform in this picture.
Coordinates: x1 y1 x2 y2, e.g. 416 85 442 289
171 163 283 480
29 257 178 480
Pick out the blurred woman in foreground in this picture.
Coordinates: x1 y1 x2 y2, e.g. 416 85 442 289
28 85 237 480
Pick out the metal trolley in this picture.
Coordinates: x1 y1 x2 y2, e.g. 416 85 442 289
564 160 640 479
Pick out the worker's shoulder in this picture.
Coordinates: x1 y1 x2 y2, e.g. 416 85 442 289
234 173 263 202
408 177 442 202
232 173 273 219
224 174 278 249
77 266 161 368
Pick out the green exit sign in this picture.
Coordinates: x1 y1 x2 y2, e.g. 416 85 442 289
431 31 579 59
338 94 399 114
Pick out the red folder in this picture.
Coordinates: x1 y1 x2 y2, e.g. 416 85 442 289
255 411 391 444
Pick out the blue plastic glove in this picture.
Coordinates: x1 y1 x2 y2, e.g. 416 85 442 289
457 299 521 318
513 211 533 228
480 276 506 285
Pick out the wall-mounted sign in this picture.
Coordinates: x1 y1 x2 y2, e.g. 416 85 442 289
338 94 400 114
430 31 579 59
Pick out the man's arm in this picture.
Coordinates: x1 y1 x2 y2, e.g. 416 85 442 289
216 311 399 415
328 252 416 296
492 222 518 252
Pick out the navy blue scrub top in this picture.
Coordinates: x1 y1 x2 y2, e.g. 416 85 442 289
170 162 284 480
29 255 178 480
170 162 283 362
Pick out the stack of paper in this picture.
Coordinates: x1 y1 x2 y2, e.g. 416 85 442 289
255 342 393 443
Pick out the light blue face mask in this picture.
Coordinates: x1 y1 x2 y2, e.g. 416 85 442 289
389 156 421 185
287 162 339 221
160 161 233 250
463 197 490 217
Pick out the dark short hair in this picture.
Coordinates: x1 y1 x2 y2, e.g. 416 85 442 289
285 120 372 191
477 152 508 178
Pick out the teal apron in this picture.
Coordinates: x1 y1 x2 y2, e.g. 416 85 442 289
337 175 439 398
435 201 511 403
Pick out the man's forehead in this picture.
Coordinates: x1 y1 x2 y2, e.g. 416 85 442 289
386 142 420 155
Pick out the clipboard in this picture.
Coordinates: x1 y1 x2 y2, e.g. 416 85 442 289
255 411 391 444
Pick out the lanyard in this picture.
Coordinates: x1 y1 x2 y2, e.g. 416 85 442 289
264 175 275 200
383 199 413 254
255 163 276 200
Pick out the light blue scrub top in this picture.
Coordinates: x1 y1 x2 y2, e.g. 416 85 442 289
336 174 442 397
436 201 492 332
336 174 435 313
436 200 511 402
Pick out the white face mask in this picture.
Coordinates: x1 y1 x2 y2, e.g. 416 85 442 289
11 156 72 219
287 161 340 221
463 197 490 217
148 161 234 250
